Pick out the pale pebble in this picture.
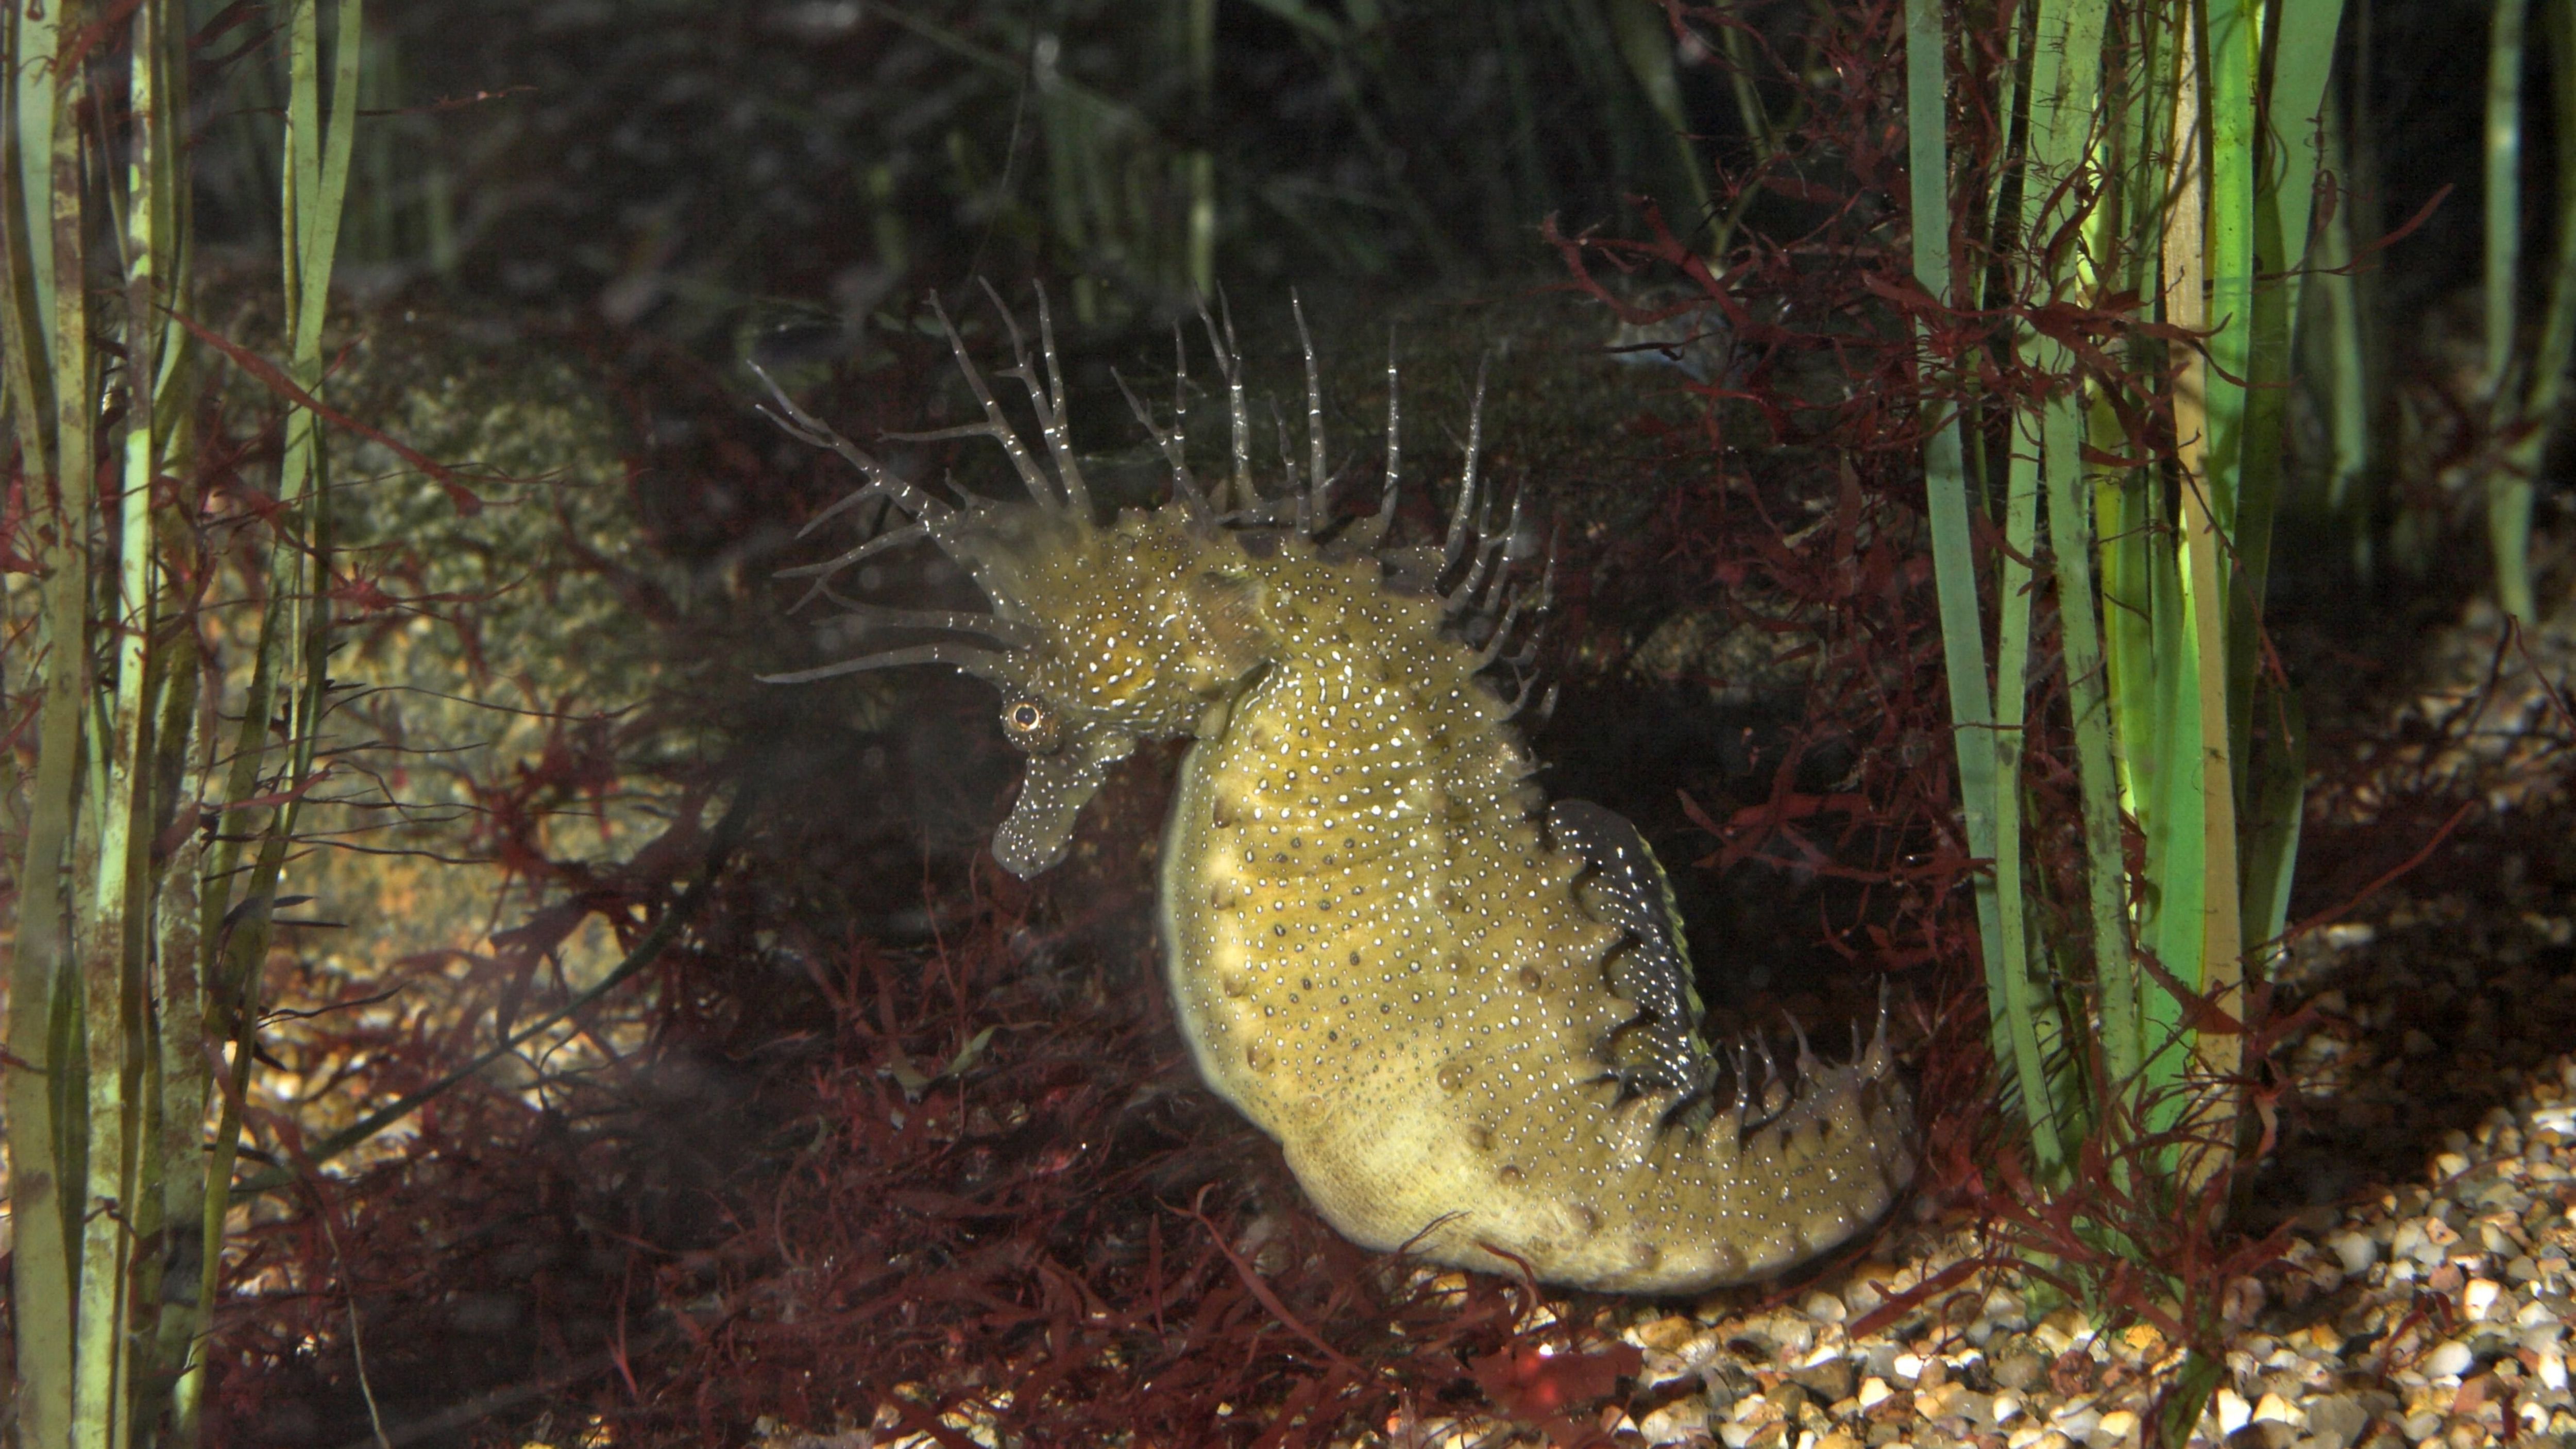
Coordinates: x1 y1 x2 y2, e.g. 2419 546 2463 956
2329 1231 2380 1275
2306 1394 2371 1449
1636 1400 1710 1445
2393 1221 2429 1264
2421 1340 2476 1379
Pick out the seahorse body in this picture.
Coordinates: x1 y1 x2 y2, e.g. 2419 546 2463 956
764 293 1912 1292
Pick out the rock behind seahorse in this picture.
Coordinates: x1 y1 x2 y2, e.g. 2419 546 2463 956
759 288 1912 1293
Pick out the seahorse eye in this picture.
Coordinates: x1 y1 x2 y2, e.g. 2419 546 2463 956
999 694 1064 755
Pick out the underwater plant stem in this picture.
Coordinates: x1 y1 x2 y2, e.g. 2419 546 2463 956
1905 0 2045 1162
2162 18 2245 1175
71 4 187 1442
1988 0 2097 1148
1993 437 2067 1170
0 5 56 454
56 5 121 1444
2022 0 2127 1103
2230 0 2338 1035
1605 0 1713 236
2202 0 2256 543
2312 95 2372 562
2489 0 2532 442
2492 0 2576 623
2523 0 2576 467
5 7 90 1440
2047 382 2139 1092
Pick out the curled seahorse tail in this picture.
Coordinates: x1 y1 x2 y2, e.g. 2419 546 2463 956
1320 988 1912 1294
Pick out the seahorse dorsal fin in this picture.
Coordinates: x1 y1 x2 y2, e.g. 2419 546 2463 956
1546 799 1707 1065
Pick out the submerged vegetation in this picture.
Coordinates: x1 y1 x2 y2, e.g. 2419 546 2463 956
1 0 2566 1445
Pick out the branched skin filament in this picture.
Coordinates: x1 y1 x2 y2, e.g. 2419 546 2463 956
761 286 1912 1292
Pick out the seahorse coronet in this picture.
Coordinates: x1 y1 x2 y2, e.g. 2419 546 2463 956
762 286 1916 1293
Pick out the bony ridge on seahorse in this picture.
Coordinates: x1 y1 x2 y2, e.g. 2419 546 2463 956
756 284 1913 1294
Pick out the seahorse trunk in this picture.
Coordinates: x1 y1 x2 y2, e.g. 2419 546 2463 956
1157 542 1912 1294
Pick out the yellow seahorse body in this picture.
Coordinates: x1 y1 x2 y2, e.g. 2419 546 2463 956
762 293 1912 1293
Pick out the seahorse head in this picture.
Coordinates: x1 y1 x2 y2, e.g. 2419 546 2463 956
757 288 1283 878
947 505 1274 876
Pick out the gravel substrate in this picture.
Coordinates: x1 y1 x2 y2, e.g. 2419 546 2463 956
1572 1076 2576 1449
1446 898 2576 1449
827 884 2576 1449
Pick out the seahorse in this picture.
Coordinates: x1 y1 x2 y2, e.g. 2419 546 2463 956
758 288 1913 1293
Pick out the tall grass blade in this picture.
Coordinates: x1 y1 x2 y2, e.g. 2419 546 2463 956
2524 0 2576 438
2242 692 2306 973
0 3 56 456
5 4 92 1441
10 0 56 364
2310 95 2372 560
1992 439 2067 1169
1906 0 2022 1149
2049 391 2138 1089
2202 0 2257 541
2266 0 2344 322
2486 0 2536 623
2023 0 2130 1094
2492 0 2576 623
72 15 171 1435
2228 0 2334 735
2140 525 2207 1124
1607 0 1714 232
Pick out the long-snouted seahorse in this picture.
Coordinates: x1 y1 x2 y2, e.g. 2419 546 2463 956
759 288 1913 1293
